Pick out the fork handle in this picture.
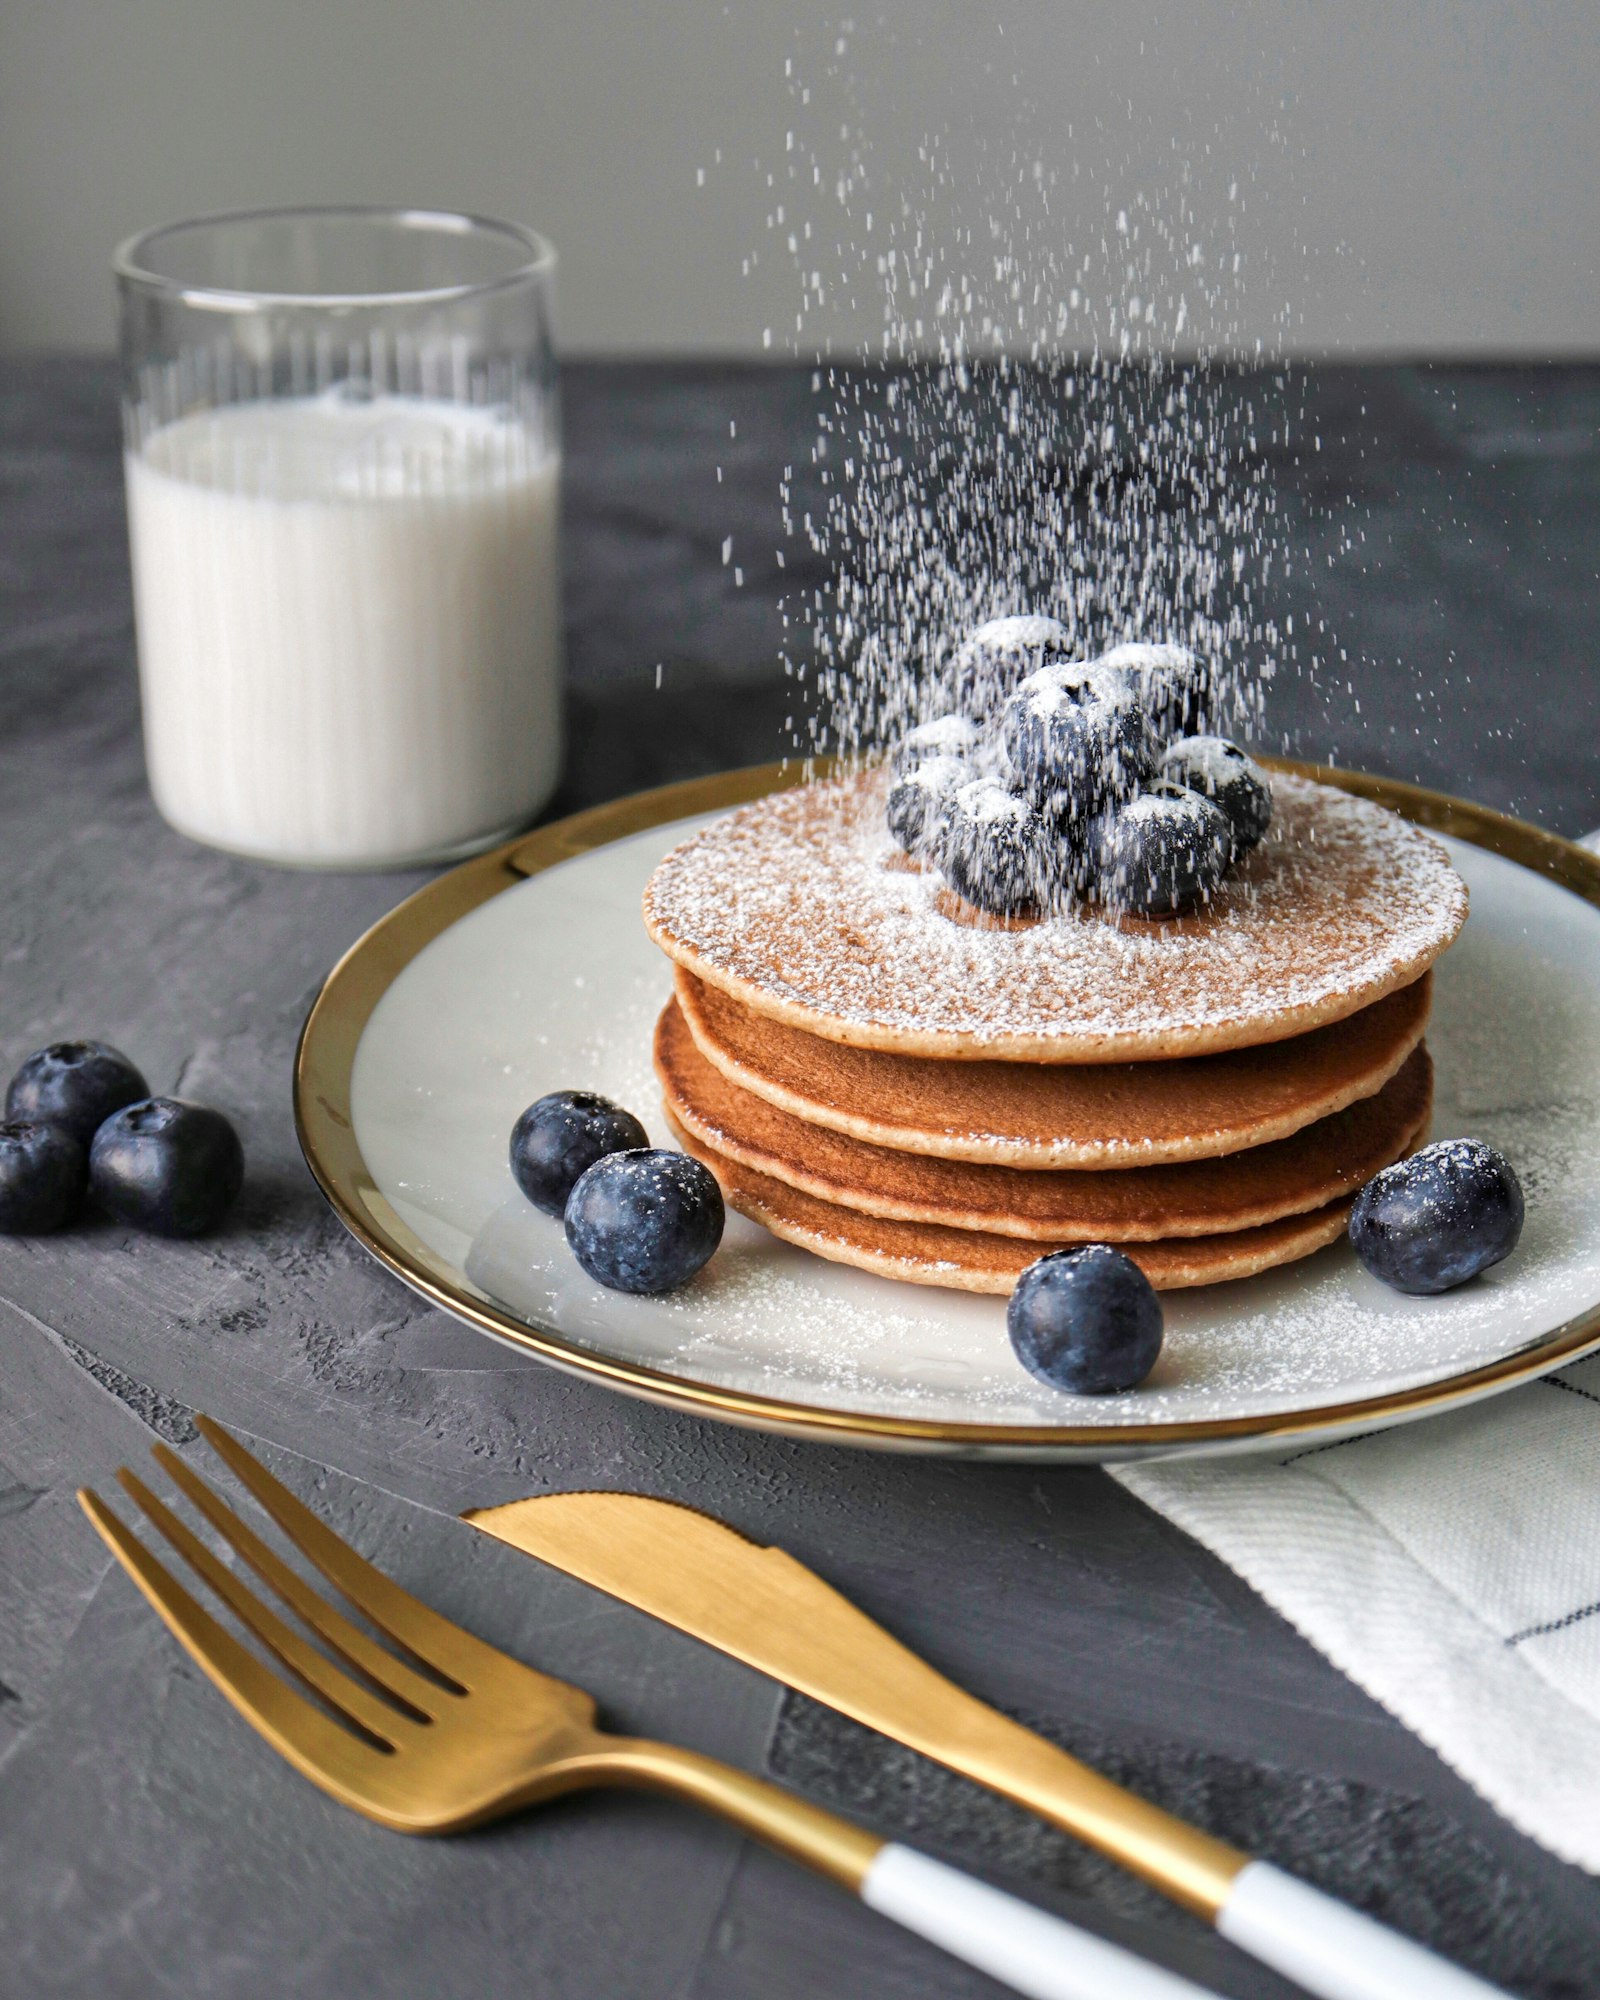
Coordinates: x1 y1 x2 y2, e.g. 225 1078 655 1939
587 1738 1220 2000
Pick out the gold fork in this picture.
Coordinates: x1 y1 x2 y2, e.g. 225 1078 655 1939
80 1418 1220 2000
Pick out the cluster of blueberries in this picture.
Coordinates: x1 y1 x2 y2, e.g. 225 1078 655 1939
885 618 1273 917
509 1090 724 1294
1010 1134 1526 1395
0 1040 244 1239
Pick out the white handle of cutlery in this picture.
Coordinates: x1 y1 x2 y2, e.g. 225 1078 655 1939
862 1844 1222 2000
1218 1862 1511 2000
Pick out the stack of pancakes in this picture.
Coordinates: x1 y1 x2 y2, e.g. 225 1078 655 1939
643 769 1468 1292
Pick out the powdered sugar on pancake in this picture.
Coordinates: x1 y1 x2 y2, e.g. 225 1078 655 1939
643 769 1468 1061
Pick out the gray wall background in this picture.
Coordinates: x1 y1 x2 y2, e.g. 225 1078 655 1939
2 0 1596 358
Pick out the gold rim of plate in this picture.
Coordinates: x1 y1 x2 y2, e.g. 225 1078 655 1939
293 758 1600 1456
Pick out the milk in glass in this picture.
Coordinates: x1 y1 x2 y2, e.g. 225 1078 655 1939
124 390 561 867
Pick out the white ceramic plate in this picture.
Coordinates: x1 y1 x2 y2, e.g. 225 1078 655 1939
296 764 1600 1460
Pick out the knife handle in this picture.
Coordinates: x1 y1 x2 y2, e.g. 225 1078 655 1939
927 1714 1512 1997
1217 1863 1510 2000
862 1845 1220 2000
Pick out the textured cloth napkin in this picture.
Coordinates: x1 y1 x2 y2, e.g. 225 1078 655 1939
1115 1347 1600 1872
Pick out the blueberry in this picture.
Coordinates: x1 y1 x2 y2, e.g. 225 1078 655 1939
885 754 969 859
510 1089 649 1218
1001 661 1157 826
936 778 1044 915
892 713 981 774
1348 1138 1524 1295
1007 1244 1164 1393
1088 782 1234 917
1161 737 1273 854
6 1040 148 1149
0 1121 87 1233
1029 814 1098 914
950 614 1073 723
1097 641 1214 739
1019 655 1115 699
89 1098 244 1237
564 1148 725 1294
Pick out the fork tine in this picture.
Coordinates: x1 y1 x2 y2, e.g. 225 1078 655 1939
150 1444 445 1720
117 1468 411 1748
194 1417 498 1687
79 1488 391 1801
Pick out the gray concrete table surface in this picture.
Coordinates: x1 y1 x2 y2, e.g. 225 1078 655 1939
2 356 1599 1999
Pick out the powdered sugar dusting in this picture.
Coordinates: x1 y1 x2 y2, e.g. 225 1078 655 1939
903 754 967 796
1165 736 1253 786
896 715 980 768
959 778 1030 827
1122 789 1209 829
1100 641 1194 674
644 771 1468 1057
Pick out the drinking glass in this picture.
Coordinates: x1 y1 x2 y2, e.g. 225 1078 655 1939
115 206 561 868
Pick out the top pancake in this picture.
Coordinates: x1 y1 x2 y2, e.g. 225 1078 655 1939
644 768 1467 1062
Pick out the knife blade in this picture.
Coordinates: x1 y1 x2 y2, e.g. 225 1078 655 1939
464 1487 1242 1917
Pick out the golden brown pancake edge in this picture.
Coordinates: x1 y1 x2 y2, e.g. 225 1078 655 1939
657 996 1432 1242
675 966 1433 1168
665 1109 1360 1293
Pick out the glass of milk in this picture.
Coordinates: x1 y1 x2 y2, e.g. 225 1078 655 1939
115 206 562 868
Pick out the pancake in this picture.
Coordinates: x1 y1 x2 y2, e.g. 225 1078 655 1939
644 769 1467 1062
676 966 1432 1167
658 997 1432 1242
664 1110 1358 1292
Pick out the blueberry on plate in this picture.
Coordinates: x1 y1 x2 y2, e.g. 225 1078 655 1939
510 1089 649 1218
1097 641 1214 739
885 754 970 860
89 1098 244 1238
0 1121 87 1234
1001 661 1157 826
1348 1138 1524 1295
1088 782 1234 917
565 1148 725 1294
892 713 982 774
1160 736 1273 854
1007 1243 1164 1393
936 777 1044 915
6 1040 148 1149
950 614 1072 723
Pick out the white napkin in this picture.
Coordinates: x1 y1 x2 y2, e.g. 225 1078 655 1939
1115 1347 1600 1871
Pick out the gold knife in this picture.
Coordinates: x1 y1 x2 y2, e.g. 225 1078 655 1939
466 1489 1508 2000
